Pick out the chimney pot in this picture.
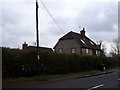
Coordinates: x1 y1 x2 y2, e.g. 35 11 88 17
80 28 85 36
22 42 28 49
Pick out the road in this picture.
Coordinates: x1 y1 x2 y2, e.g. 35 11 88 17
3 69 120 89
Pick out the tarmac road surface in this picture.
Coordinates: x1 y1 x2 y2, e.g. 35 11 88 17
3 69 120 89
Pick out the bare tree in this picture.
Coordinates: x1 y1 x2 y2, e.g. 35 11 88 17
97 40 107 56
111 38 120 57
33 42 37 46
101 42 107 56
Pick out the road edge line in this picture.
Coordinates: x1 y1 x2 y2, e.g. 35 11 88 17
87 84 104 90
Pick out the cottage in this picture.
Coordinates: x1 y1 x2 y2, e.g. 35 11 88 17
53 28 102 56
22 42 53 53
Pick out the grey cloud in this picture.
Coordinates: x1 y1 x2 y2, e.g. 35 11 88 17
2 2 36 48
75 2 117 32
118 2 120 38
72 1 118 43
2 34 20 48
2 4 23 27
2 0 118 49
41 1 118 45
47 15 81 36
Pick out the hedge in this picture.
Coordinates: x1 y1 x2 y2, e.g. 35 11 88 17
2 47 118 78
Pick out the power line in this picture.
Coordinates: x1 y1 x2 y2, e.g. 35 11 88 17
40 0 65 34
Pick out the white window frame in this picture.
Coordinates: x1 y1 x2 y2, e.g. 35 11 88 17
80 39 85 44
59 48 63 53
90 41 94 45
96 50 99 55
85 49 89 54
71 48 76 54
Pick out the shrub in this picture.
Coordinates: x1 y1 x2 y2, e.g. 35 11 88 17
2 47 118 78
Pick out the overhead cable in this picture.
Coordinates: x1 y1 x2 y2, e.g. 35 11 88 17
40 0 65 34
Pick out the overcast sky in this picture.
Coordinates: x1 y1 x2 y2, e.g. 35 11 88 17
1 0 119 53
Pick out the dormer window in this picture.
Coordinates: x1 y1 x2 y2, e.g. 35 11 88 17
80 39 85 44
90 41 94 45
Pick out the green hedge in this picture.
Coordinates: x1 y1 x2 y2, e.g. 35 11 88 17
2 47 118 78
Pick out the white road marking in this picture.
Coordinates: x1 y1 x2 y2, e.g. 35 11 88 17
87 84 104 90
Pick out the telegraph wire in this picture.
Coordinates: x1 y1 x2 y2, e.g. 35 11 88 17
40 0 65 34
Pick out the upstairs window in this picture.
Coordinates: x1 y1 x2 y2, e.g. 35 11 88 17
96 50 98 55
71 48 76 54
90 41 94 45
58 48 63 53
80 39 85 44
85 49 89 54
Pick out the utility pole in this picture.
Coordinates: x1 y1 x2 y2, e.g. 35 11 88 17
36 0 40 60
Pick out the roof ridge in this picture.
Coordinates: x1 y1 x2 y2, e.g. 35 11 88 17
55 30 101 50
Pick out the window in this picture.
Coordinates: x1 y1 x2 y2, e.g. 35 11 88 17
96 50 97 55
80 39 85 44
59 48 63 53
90 41 94 45
71 48 76 54
85 49 89 54
96 50 99 55
89 49 92 55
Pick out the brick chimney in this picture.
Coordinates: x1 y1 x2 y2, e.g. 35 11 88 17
22 42 28 49
80 28 85 36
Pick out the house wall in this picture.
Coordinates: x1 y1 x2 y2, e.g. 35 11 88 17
96 50 101 56
54 39 102 56
81 48 86 55
54 39 81 54
89 49 93 55
81 48 92 55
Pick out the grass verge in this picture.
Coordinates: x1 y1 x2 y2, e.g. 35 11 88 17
3 70 101 84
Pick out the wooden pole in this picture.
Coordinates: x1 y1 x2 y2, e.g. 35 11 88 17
36 0 39 48
36 0 40 60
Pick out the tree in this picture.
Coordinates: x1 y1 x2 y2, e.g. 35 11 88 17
110 38 120 57
97 41 107 56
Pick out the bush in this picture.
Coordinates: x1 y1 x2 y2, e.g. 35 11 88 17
2 47 118 78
